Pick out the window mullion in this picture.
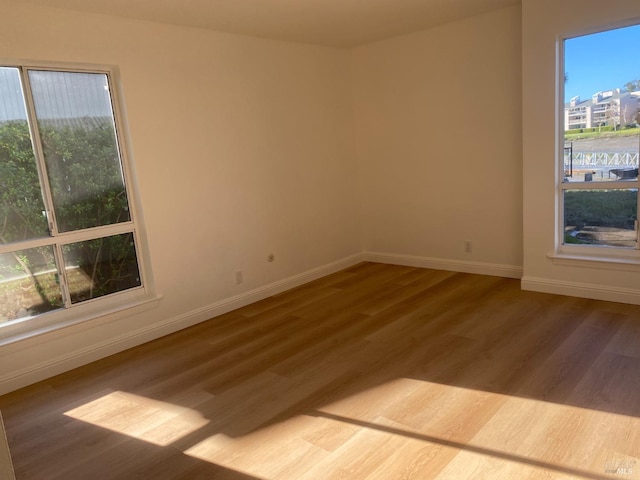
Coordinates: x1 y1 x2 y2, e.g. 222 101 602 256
560 180 639 191
20 67 59 238
0 237 56 256
55 222 137 245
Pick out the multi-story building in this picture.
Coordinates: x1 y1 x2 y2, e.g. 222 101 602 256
564 88 640 130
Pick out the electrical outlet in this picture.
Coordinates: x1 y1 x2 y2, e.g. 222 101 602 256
464 241 472 254
235 270 244 285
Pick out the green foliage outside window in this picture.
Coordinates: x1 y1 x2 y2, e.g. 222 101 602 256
0 119 140 321
39 119 131 232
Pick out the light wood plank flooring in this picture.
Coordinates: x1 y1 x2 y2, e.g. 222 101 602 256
1 262 640 479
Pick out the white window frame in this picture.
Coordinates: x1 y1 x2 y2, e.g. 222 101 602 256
0 60 157 343
556 28 640 263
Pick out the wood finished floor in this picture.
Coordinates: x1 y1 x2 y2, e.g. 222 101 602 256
1 262 640 479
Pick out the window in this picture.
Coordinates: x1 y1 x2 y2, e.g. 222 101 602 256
560 25 640 255
0 63 150 335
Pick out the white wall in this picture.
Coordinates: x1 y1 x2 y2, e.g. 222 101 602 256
352 6 523 277
522 0 640 303
0 1 361 393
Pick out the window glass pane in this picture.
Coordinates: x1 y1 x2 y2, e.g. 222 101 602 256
28 70 131 232
0 67 49 244
0 246 63 322
63 232 141 304
564 189 638 248
563 25 640 185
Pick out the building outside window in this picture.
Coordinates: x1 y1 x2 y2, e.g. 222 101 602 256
565 90 640 131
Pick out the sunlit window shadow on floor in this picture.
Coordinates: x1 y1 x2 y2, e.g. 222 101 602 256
64 382 639 480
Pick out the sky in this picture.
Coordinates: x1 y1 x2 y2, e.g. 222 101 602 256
564 23 640 101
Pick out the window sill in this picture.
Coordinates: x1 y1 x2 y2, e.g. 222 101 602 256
548 252 640 271
0 293 163 351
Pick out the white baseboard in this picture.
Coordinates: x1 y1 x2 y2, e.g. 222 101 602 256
521 276 640 305
363 252 523 279
0 253 364 395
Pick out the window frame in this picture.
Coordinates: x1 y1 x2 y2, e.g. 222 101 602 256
556 28 640 261
0 60 156 343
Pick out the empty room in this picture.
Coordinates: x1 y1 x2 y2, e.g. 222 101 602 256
1 0 640 478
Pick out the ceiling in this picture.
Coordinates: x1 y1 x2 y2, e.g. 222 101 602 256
16 0 520 48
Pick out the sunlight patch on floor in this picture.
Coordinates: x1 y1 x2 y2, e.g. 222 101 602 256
62 381 640 479
64 390 210 447
186 379 640 480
